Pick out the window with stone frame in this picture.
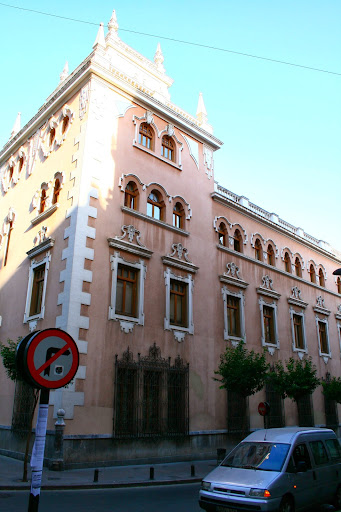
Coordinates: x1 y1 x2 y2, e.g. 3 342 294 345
254 238 263 261
49 127 56 149
24 252 51 323
233 229 243 253
173 202 184 229
164 268 194 341
161 135 175 162
218 222 227 246
263 305 275 343
308 264 316 283
317 318 330 355
284 252 291 273
109 253 146 329
294 257 302 277
39 187 48 214
221 287 246 342
114 345 189 438
318 268 325 287
61 115 69 135
138 122 154 150
337 277 341 294
124 181 139 210
52 178 61 205
267 244 275 266
147 190 164 221
290 309 306 352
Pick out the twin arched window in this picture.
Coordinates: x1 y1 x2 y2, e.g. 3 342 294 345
173 202 184 229
318 268 325 287
218 222 227 246
294 257 302 277
254 238 262 261
233 229 243 253
308 264 316 283
267 244 275 266
138 123 176 163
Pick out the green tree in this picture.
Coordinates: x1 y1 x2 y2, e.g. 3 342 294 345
322 376 341 404
215 341 269 433
0 338 39 482
267 357 320 402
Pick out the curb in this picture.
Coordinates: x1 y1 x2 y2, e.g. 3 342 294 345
0 477 203 491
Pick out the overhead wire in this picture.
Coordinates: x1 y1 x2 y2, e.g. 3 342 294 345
0 1 340 76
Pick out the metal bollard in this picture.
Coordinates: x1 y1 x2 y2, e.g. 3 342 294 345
94 469 99 482
191 464 195 477
149 467 155 480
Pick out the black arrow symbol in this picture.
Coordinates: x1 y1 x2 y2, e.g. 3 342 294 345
44 346 71 376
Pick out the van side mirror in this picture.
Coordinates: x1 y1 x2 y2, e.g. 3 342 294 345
296 461 307 473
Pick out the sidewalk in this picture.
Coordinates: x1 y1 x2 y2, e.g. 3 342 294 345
0 455 216 490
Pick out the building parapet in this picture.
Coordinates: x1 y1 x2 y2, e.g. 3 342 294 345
214 181 340 258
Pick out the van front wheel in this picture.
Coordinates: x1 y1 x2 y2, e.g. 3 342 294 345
279 496 295 512
333 485 341 508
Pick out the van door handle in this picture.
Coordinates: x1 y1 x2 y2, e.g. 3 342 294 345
313 471 316 480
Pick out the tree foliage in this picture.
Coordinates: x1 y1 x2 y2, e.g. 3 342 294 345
0 338 22 381
215 341 269 398
322 376 341 404
266 357 320 402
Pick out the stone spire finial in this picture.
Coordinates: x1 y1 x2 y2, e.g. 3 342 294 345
196 92 208 125
10 112 21 138
108 10 119 38
59 61 69 83
154 43 165 73
93 22 106 49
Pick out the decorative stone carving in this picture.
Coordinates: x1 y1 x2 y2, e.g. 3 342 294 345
146 110 154 124
166 124 175 137
79 84 90 119
291 286 302 300
316 296 325 308
168 243 191 262
154 43 165 73
224 262 240 279
37 226 48 245
261 275 273 290
116 225 145 247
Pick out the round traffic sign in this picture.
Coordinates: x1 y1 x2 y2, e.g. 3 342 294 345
24 328 79 389
258 401 270 417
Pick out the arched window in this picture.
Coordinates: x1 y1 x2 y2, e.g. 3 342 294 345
18 155 24 174
267 244 275 266
138 123 154 150
62 116 69 135
284 252 291 273
39 188 47 214
308 264 316 283
254 238 262 261
294 257 302 277
4 219 13 267
173 202 184 229
49 127 56 148
147 190 164 220
233 229 243 253
218 222 227 246
124 181 138 210
8 163 14 182
52 179 61 205
161 136 175 162
318 268 325 287
337 277 341 294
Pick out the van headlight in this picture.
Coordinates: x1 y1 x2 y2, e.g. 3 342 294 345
250 489 271 498
201 481 211 491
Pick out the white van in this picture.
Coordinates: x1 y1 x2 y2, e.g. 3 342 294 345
199 427 341 512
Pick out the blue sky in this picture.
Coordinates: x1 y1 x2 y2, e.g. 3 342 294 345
0 1 340 252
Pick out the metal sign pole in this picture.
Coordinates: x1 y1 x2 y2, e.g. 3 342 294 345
28 388 50 512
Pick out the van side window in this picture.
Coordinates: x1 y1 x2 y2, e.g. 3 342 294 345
286 456 296 473
325 439 341 461
309 441 329 465
293 443 312 469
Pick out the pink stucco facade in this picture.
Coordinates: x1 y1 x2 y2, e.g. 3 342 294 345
0 10 340 464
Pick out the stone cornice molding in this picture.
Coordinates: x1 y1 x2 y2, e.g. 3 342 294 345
26 237 55 259
107 237 153 259
256 275 281 300
219 274 249 289
161 256 198 273
31 204 59 225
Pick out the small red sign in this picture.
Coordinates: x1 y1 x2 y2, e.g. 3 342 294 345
24 328 79 389
258 401 270 416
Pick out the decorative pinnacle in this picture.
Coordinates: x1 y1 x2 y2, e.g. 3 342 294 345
154 43 165 73
59 61 69 83
10 112 21 138
93 22 106 49
108 9 119 36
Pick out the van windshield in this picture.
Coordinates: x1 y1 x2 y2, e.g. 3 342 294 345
221 442 290 472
